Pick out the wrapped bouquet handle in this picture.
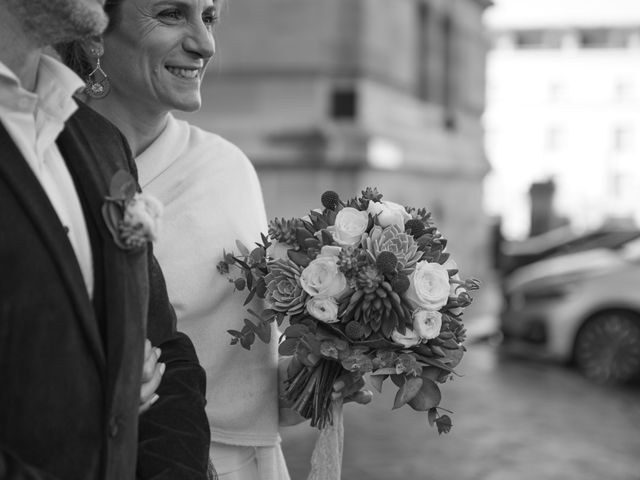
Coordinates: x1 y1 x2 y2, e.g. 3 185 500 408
308 399 344 480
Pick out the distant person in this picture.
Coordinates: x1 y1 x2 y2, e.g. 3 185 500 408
0 0 210 478
58 0 370 478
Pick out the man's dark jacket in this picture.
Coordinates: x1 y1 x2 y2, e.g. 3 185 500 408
0 102 210 479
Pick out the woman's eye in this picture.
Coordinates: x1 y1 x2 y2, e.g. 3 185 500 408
158 9 184 21
203 12 219 28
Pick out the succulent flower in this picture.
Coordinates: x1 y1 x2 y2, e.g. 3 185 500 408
362 225 422 275
264 259 308 315
355 265 384 293
337 245 370 280
268 218 305 247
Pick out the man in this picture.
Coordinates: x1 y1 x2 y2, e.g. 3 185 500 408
0 0 210 478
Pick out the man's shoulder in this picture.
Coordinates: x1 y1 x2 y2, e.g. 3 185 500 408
64 100 137 177
67 101 124 141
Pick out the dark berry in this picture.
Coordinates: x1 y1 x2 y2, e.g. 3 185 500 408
321 191 341 210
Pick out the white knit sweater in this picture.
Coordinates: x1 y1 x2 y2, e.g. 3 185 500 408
136 114 280 448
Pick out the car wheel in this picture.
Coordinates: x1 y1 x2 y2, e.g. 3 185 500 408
574 311 640 384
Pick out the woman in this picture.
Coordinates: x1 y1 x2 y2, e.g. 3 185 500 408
60 1 288 478
58 1 369 478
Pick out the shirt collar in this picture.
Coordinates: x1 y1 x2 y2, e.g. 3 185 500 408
0 53 84 123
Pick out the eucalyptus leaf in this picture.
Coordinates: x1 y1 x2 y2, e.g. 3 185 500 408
236 240 250 257
109 170 137 200
407 378 441 412
287 250 311 268
278 337 299 356
427 407 438 427
435 415 453 434
393 376 423 410
368 374 388 393
255 321 271 343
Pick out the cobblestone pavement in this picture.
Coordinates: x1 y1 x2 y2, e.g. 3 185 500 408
281 342 640 480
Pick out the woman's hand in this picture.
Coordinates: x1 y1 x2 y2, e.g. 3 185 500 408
139 339 165 414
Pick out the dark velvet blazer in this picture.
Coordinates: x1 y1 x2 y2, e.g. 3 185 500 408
0 102 210 480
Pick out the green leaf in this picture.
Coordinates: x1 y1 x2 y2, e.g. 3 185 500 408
278 337 299 356
393 376 423 410
243 288 256 306
245 270 254 291
371 367 397 376
236 240 250 257
255 321 271 343
435 415 453 434
284 324 309 338
255 278 267 298
407 378 441 411
427 407 438 427
287 249 311 268
368 374 388 393
321 229 334 245
239 330 255 350
109 170 137 200
250 247 265 263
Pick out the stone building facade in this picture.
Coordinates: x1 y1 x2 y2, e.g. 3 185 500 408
185 0 493 282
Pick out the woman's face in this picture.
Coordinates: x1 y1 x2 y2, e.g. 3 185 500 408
101 0 217 115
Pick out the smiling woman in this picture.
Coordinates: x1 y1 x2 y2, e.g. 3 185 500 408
56 1 293 479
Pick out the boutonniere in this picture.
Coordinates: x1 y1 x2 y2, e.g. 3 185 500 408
102 170 163 250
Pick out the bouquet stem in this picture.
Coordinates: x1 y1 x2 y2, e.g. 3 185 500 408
283 358 343 429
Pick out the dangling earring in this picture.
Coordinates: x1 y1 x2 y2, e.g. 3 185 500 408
85 43 110 99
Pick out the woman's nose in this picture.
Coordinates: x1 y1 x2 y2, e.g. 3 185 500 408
183 22 215 59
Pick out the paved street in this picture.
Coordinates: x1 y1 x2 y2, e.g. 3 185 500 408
281 341 640 480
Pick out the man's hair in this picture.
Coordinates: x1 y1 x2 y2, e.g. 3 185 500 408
55 0 123 78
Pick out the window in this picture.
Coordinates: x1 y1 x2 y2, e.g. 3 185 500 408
416 2 430 101
545 127 564 151
613 126 633 153
514 30 562 49
579 29 627 49
330 87 357 120
515 30 545 49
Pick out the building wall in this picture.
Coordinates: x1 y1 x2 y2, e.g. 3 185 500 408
484 0 640 239
183 0 492 284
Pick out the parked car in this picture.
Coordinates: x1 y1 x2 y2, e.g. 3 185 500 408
499 225 640 275
500 238 640 383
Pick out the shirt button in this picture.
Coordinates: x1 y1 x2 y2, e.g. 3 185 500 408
109 416 120 438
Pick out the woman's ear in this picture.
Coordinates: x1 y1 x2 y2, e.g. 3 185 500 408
81 35 105 60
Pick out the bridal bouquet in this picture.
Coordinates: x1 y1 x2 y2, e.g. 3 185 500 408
218 188 479 435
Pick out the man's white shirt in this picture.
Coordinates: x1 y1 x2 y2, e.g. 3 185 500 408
0 55 94 298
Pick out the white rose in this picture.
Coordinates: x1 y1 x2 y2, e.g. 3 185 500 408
306 296 339 323
405 261 450 311
329 207 369 246
412 310 442 341
300 255 347 297
367 200 411 231
390 328 421 348
124 193 163 241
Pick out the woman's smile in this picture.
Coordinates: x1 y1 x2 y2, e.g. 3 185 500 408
165 66 201 80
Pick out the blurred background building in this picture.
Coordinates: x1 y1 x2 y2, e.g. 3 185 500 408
185 0 493 291
484 0 640 240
